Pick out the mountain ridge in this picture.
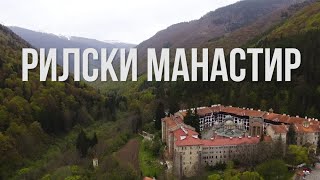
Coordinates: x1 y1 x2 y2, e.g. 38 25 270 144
9 26 136 74
136 0 311 72
9 26 135 49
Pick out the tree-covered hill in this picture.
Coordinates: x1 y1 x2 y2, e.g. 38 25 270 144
128 1 320 121
266 1 320 40
93 1 320 123
0 24 111 179
136 0 313 73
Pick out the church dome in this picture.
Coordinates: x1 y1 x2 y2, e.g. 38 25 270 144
225 120 235 126
224 115 233 120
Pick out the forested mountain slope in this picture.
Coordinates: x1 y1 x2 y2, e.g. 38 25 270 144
147 1 320 119
94 0 320 122
136 0 312 72
0 24 110 179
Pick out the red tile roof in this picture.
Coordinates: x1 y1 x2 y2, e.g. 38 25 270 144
175 135 204 146
162 115 184 129
294 124 320 133
176 105 320 134
222 106 246 116
209 105 225 112
197 108 213 116
290 117 307 124
243 109 265 117
174 127 202 146
173 127 198 140
263 113 283 121
270 124 288 134
162 117 177 129
264 113 319 126
167 105 320 149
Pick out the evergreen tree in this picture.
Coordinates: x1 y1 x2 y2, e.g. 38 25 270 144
184 109 193 126
91 132 98 147
76 130 99 157
193 108 200 134
184 108 200 135
287 124 296 145
168 99 179 115
76 130 89 157
155 102 165 130
273 134 284 159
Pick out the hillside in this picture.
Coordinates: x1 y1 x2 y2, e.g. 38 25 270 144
201 0 316 51
144 0 320 119
0 24 118 179
93 0 320 121
266 1 320 40
136 0 310 72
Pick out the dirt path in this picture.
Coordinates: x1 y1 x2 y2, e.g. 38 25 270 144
115 138 140 173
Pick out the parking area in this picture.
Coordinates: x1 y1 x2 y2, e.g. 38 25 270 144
306 169 320 180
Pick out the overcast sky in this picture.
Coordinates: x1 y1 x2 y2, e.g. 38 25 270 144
0 0 239 44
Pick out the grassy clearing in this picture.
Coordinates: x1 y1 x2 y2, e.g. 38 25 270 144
138 137 164 178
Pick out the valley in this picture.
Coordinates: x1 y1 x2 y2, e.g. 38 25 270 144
0 0 320 179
